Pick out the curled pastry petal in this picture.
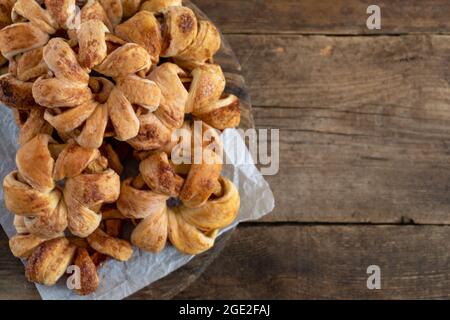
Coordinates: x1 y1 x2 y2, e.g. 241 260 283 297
0 73 37 109
14 108 53 145
130 205 168 253
12 0 58 34
73 248 99 296
3 171 61 217
44 99 98 133
53 141 100 180
114 10 161 63
106 87 139 141
25 237 76 286
94 43 151 78
45 0 77 29
15 47 48 82
167 207 217 255
97 0 123 27
64 169 120 237
77 20 108 69
174 20 221 63
116 74 161 110
75 103 108 149
117 177 168 219
180 177 240 230
16 134 55 193
195 94 241 130
24 199 68 238
43 38 90 84
127 112 172 150
147 63 187 129
32 76 93 108
80 0 113 31
0 22 49 58
185 64 225 114
139 151 184 197
140 0 181 13
160 6 198 57
9 233 50 258
87 228 133 261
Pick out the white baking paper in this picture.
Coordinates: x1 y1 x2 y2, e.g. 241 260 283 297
0 107 275 300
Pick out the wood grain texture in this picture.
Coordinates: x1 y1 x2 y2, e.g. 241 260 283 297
222 34 450 223
192 0 450 35
176 224 450 299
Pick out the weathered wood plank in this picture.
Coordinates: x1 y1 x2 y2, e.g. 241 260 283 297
223 34 450 223
176 224 450 299
193 0 450 35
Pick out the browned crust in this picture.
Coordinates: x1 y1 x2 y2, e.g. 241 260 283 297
74 248 99 296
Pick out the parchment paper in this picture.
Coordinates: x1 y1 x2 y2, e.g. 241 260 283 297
0 107 275 300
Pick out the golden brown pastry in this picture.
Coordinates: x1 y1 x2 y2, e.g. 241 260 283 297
160 6 197 58
9 233 50 258
80 0 113 31
106 87 140 141
32 38 92 108
14 47 49 82
16 134 55 193
52 141 101 180
0 22 49 59
130 176 239 255
0 0 14 29
77 20 109 69
3 171 62 217
139 151 184 197
195 94 241 130
174 20 221 64
147 62 187 130
13 108 53 145
97 0 123 27
87 228 133 261
64 166 120 237
45 0 77 30
167 208 218 255
117 177 168 219
73 248 99 295
43 100 98 134
179 176 240 230
130 205 168 253
121 0 142 18
178 122 223 208
185 64 225 114
0 73 38 109
140 0 181 13
23 200 68 239
114 10 161 63
11 0 59 34
25 237 76 286
94 43 151 78
184 64 241 129
115 74 161 111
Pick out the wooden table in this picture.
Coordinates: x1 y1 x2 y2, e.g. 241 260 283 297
2 0 450 300
174 0 450 299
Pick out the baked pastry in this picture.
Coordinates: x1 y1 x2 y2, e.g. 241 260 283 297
0 0 242 295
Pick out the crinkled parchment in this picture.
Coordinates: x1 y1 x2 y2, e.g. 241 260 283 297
0 107 275 300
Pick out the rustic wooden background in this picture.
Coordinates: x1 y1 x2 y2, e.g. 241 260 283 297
173 0 450 299
3 0 450 300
